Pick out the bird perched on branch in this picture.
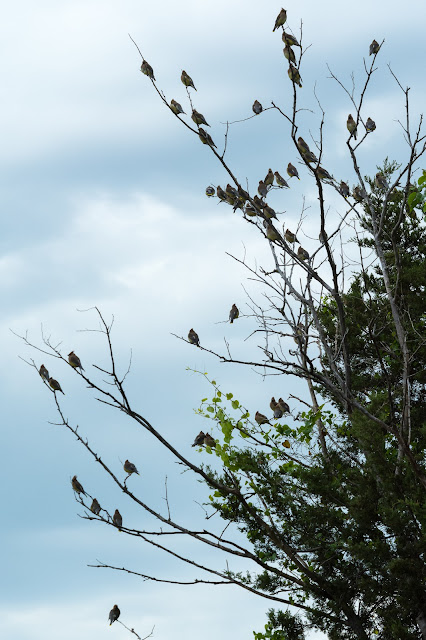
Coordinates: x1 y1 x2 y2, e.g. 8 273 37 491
263 221 281 242
255 411 271 425
287 163 299 179
188 329 200 346
229 304 239 324
264 168 274 186
282 32 300 47
245 204 257 217
170 99 185 115
297 137 310 155
274 171 289 188
366 117 376 132
109 605 120 626
283 45 296 65
352 186 366 202
285 229 298 243
39 364 49 381
198 128 216 148
273 8 287 31
258 180 268 198
319 229 328 244
347 114 357 140
124 460 139 476
71 475 86 496
375 173 389 190
203 433 216 448
278 398 290 414
316 166 334 182
206 186 215 197
216 186 227 201
339 181 350 198
90 498 101 515
49 377 64 394
288 64 302 88
192 431 206 447
141 60 155 80
297 246 310 261
113 509 122 531
181 70 196 90
252 100 263 115
270 397 283 420
192 109 210 127
226 184 238 198
369 39 380 56
263 205 278 220
68 351 84 371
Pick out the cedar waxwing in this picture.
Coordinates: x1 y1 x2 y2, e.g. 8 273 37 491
206 186 215 197
181 70 196 90
316 166 333 181
217 186 227 201
113 509 122 531
255 411 271 425
252 100 263 115
282 32 300 47
297 246 310 261
347 114 357 140
274 171 289 188
229 304 239 323
39 364 49 381
226 184 238 198
287 163 299 179
68 351 84 371
278 398 290 414
124 460 139 476
369 40 380 56
352 186 366 202
170 99 185 115
191 109 210 127
263 221 281 242
192 431 205 447
90 498 101 515
366 117 376 132
285 229 298 243
319 230 328 243
297 137 310 155
270 397 283 420
288 64 302 88
109 605 120 625
258 180 268 198
263 205 278 220
71 475 86 495
188 328 200 346
273 8 287 31
339 181 350 198
49 377 64 394
294 322 306 345
303 150 318 164
264 168 274 186
375 172 389 190
198 128 216 148
141 60 155 80
245 204 257 217
283 45 296 65
203 433 216 448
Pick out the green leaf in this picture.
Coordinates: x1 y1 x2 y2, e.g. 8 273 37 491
232 399 240 409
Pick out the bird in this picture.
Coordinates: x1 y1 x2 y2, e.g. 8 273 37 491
192 431 206 447
198 128 216 148
90 498 101 515
347 114 357 140
294 322 306 346
274 171 289 188
49 377 64 394
375 173 389 190
226 184 238 198
288 64 302 88
316 166 333 181
287 163 299 179
263 204 278 220
297 137 310 155
229 304 239 323
113 509 122 531
68 351 84 371
264 168 274 186
245 204 257 217
109 605 120 626
285 229 298 243
339 181 350 198
217 186 227 201
258 180 268 198
188 328 200 346
170 99 185 115
124 460 139 476
283 45 296 65
277 398 290 414
366 117 376 132
39 364 49 381
181 70 196 90
303 150 318 164
270 397 283 420
203 433 216 448
255 411 271 425
252 100 263 115
297 246 310 261
206 186 215 197
71 475 86 495
352 186 366 202
191 109 210 127
273 8 287 31
319 229 328 243
282 32 300 47
141 60 155 80
263 221 281 242
369 40 380 56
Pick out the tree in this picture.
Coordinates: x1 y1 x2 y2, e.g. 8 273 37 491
17 9 426 640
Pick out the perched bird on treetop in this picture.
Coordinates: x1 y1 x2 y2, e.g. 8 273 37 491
39 364 49 381
278 398 290 414
316 166 333 181
288 64 302 88
264 168 274 186
124 460 139 476
49 377 64 394
245 203 257 217
285 229 298 243
109 605 120 626
252 100 263 115
90 498 101 515
353 186 366 202
297 137 310 155
263 205 278 220
273 8 287 31
339 181 350 198
170 99 185 115
181 70 196 90
287 163 299 179
217 186 227 201
274 171 289 188
255 411 271 425
71 475 86 495
229 304 239 324
283 45 296 65
206 186 215 197
282 32 300 47
226 184 238 198
198 128 216 148
347 114 357 140
375 172 389 190
113 509 122 531
302 150 318 164
191 109 210 127
369 40 380 56
141 60 155 80
68 351 84 371
258 180 268 198
263 221 281 242
203 433 216 448
319 229 328 244
366 117 376 132
297 246 310 261
188 329 200 346
270 397 283 420
192 431 205 447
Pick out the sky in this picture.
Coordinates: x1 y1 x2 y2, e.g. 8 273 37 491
2 1 426 639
